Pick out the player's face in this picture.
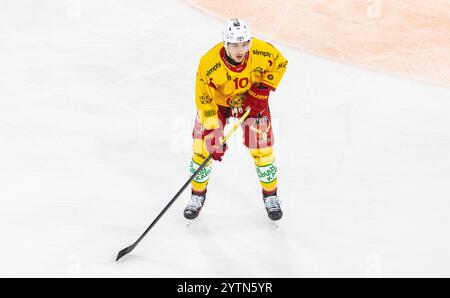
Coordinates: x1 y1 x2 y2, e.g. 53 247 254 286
227 41 251 63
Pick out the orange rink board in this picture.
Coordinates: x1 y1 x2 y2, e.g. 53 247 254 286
187 0 450 87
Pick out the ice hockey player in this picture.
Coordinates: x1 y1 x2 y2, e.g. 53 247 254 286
184 18 288 221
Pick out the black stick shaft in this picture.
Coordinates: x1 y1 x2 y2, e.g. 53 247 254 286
116 155 212 261
116 109 250 261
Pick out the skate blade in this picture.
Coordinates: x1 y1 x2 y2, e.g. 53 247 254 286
269 219 281 229
186 219 196 227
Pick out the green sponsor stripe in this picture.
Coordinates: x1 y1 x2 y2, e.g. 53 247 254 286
256 160 277 184
194 178 210 184
259 179 277 184
190 160 212 183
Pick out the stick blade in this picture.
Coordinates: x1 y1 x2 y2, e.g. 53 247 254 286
116 245 135 262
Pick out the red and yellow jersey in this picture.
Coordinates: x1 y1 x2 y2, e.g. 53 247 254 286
195 37 288 129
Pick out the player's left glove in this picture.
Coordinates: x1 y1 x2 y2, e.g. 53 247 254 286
203 128 228 162
243 85 270 117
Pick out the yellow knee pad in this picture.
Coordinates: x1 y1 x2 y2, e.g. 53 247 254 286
190 139 212 193
249 147 275 166
249 147 277 193
192 139 209 160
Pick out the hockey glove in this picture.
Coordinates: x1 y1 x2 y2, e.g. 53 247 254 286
243 85 270 117
203 129 228 162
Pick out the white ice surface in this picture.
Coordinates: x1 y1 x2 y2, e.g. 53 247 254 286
1 0 450 277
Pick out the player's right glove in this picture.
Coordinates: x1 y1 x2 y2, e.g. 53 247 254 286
203 128 228 162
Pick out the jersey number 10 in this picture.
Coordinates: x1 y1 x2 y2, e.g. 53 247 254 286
233 77 249 89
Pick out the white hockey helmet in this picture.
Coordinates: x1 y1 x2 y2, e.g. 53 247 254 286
222 18 252 44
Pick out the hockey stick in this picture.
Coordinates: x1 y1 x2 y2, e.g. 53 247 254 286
116 109 251 261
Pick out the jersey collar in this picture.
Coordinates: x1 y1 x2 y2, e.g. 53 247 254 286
220 47 249 73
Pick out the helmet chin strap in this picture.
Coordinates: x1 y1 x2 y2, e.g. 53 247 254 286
224 42 231 57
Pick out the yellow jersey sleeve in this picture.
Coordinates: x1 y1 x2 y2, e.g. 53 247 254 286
195 57 221 130
255 41 288 91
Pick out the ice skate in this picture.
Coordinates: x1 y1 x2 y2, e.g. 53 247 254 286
184 191 207 220
263 191 283 221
